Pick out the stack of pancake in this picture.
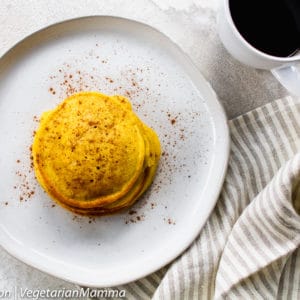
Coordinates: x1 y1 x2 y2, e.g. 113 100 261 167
32 91 161 216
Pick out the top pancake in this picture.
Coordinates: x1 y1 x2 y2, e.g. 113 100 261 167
32 92 147 208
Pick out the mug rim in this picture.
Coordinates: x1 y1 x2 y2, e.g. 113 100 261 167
224 0 300 62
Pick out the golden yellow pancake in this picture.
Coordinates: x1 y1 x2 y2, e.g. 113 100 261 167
53 123 161 216
32 91 161 215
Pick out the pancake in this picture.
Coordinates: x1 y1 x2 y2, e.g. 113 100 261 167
51 122 161 216
32 91 161 215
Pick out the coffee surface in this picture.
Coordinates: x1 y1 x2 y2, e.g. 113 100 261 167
229 0 300 57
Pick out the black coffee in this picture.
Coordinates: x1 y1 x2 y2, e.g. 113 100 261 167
229 0 300 57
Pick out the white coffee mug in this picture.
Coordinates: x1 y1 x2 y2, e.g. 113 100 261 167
218 0 300 96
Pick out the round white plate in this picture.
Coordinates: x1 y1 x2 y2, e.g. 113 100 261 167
0 16 229 287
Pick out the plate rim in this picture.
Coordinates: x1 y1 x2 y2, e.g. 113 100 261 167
0 15 230 287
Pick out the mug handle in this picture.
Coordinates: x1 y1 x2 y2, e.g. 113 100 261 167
271 63 300 96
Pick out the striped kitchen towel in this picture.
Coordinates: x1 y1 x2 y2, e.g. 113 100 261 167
105 96 300 299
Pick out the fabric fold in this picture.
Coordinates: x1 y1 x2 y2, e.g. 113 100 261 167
215 154 300 299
